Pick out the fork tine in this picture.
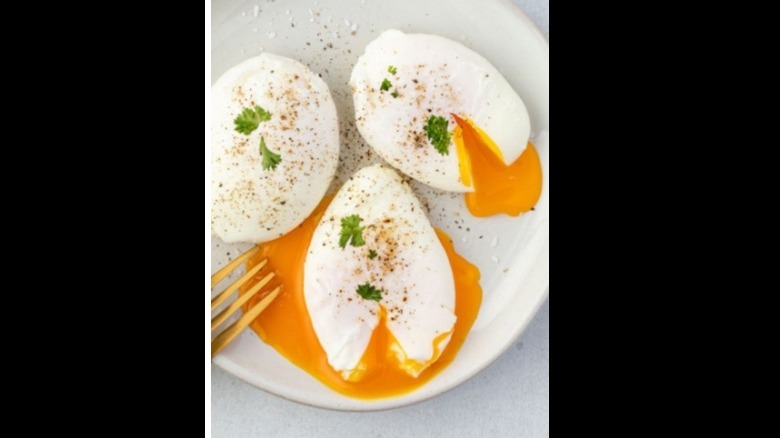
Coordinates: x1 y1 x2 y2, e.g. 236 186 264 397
211 286 282 357
211 259 268 311
211 245 260 287
211 271 276 330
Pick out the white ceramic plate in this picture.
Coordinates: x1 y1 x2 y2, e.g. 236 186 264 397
211 0 549 411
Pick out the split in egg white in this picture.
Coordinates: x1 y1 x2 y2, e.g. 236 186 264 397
303 164 457 379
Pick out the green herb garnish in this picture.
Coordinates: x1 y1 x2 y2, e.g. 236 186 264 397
259 136 281 171
368 249 378 259
424 115 452 155
380 78 392 92
388 65 398 75
391 91 400 98
234 105 272 135
339 214 366 248
356 282 383 301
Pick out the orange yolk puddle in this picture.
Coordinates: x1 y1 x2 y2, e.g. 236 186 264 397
240 197 482 399
452 114 543 217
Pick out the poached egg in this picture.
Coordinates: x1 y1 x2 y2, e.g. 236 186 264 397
304 164 456 380
212 53 339 243
350 30 542 217
240 166 482 398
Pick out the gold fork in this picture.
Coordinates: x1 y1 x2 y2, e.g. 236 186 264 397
211 246 281 357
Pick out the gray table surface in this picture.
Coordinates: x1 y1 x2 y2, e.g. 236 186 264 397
211 1 549 436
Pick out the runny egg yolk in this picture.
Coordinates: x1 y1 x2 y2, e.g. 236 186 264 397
240 197 482 399
452 114 543 217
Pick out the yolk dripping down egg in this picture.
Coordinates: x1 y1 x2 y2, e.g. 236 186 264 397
452 115 542 217
241 166 482 399
350 30 542 217
305 165 459 381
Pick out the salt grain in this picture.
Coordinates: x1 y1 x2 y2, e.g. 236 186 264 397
491 256 499 263
268 32 276 39
351 23 358 32
344 19 351 26
253 4 259 17
490 237 498 248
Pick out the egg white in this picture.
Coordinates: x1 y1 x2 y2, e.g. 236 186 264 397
350 29 531 192
303 165 456 379
212 54 339 243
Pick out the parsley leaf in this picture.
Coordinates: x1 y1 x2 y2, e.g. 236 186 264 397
339 214 366 248
234 106 272 135
368 249 378 259
424 115 451 155
259 136 281 171
391 91 400 98
356 283 383 301
388 65 397 75
380 78 392 92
